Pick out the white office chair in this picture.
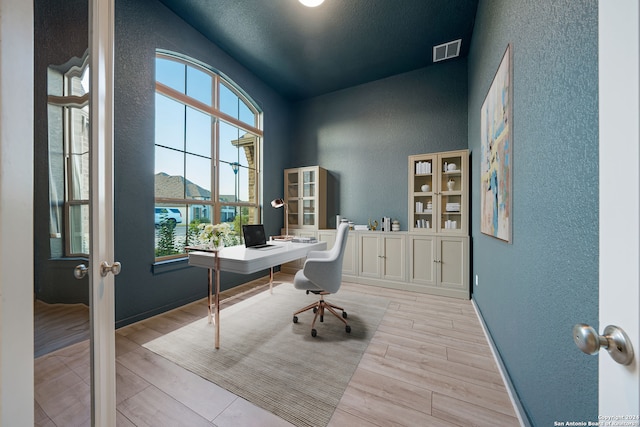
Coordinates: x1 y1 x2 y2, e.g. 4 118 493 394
293 223 350 337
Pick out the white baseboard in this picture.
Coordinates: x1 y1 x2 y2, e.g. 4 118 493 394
471 298 530 427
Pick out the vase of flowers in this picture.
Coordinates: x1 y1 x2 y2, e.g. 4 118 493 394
198 222 231 250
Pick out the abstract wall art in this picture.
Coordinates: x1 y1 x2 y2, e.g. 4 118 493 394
480 43 513 242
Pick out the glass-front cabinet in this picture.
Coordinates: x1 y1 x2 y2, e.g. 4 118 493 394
408 149 470 299
408 149 468 235
284 166 327 230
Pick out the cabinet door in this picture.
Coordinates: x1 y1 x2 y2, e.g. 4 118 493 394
284 169 300 228
409 235 436 286
300 168 317 227
317 230 336 250
342 234 358 276
408 154 436 233
437 236 469 293
382 234 406 281
437 151 468 235
359 233 381 278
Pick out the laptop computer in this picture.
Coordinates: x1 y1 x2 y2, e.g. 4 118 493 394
242 224 278 250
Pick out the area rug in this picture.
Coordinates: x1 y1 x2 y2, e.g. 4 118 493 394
144 282 389 427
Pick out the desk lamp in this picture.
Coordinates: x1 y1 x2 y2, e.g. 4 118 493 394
270 198 293 240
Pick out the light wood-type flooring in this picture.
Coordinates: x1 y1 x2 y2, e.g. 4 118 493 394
35 300 90 358
34 274 520 426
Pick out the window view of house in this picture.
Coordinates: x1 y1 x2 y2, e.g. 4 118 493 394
154 53 262 259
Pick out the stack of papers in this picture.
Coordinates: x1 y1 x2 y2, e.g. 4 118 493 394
292 237 318 243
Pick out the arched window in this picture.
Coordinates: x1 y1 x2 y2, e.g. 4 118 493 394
154 52 262 259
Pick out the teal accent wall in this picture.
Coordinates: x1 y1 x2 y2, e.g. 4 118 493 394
111 0 293 326
291 60 469 228
468 1 598 424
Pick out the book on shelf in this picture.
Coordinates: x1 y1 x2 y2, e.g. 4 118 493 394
381 216 392 232
415 219 430 229
415 161 432 175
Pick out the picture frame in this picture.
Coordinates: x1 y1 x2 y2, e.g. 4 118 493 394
480 43 513 243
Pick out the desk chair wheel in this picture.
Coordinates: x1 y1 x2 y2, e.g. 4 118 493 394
311 329 317 337
342 311 348 319
346 325 351 333
293 316 298 323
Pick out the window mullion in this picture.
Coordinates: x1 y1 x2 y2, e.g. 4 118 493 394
213 115 219 224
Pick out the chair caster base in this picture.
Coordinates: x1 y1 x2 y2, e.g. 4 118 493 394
311 329 317 337
293 316 298 323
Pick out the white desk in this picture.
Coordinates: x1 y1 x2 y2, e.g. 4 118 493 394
188 240 326 348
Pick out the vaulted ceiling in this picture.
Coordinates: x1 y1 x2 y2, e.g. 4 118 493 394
157 0 479 101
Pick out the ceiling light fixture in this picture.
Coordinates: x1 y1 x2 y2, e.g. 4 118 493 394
299 0 324 7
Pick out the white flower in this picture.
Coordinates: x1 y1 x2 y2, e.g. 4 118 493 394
198 222 232 248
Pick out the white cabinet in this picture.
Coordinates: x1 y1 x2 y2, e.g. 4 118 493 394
408 234 469 299
284 166 327 230
407 149 470 299
358 233 406 283
279 230 468 300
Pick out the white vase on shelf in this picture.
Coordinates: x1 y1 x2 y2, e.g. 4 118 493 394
447 179 455 191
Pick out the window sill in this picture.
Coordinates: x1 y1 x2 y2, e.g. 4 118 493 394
152 257 191 275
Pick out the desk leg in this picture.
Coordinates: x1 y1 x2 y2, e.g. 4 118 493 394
214 255 220 349
269 267 274 294
207 269 213 324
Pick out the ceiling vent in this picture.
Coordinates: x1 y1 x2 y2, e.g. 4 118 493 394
433 39 462 63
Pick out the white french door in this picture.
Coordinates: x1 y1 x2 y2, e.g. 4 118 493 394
88 0 118 424
2 0 117 425
598 0 640 415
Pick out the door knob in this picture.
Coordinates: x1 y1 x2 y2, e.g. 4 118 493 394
573 323 634 365
74 264 88 279
100 261 121 277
